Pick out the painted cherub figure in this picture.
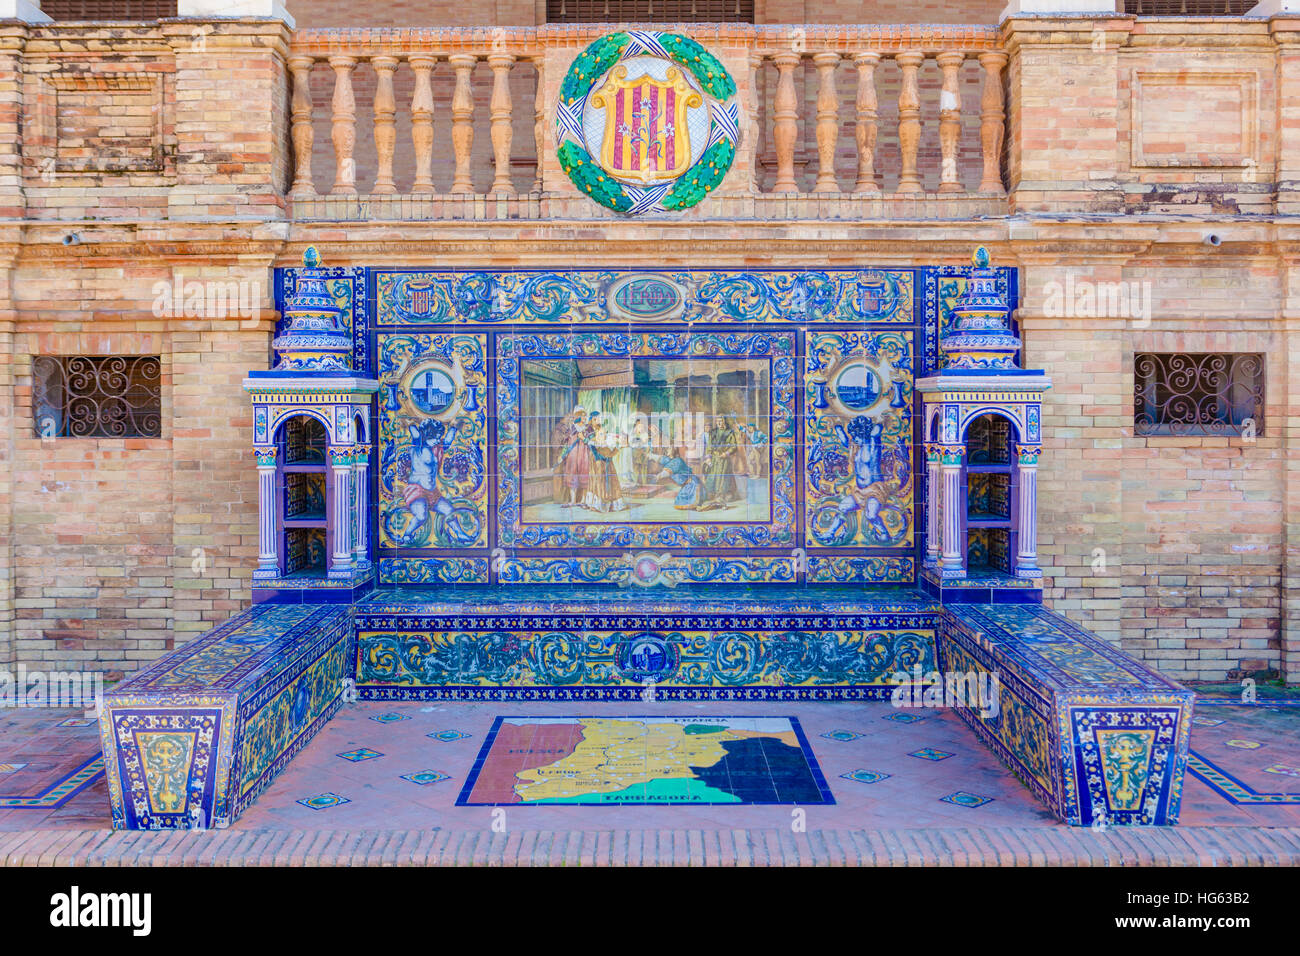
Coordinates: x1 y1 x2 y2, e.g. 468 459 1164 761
398 417 459 544
823 414 892 541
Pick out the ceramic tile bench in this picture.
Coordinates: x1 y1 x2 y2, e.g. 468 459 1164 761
353 585 943 700
938 604 1193 826
98 603 352 830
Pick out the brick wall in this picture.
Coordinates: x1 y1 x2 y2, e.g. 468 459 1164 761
1020 252 1287 682
1 11 1299 688
6 253 275 675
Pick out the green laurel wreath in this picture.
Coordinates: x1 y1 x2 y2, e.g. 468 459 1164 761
556 31 737 214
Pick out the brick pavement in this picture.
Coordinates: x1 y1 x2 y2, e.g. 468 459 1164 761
3 824 1299 866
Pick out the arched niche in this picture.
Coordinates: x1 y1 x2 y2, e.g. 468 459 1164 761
273 413 331 578
960 412 1021 577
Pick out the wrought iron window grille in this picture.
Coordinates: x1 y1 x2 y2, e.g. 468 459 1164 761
1134 352 1264 438
32 355 162 439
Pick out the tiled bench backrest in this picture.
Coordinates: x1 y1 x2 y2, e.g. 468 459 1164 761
939 604 1193 826
353 588 944 700
98 604 352 830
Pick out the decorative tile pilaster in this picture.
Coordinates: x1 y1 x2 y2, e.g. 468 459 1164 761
254 446 278 577
1016 443 1042 579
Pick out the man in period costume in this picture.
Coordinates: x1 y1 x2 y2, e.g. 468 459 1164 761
652 448 705 510
701 416 741 510
554 407 593 507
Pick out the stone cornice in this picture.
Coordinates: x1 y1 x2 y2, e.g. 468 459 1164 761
9 217 1300 265
1001 16 1280 53
287 23 1001 60
161 20 292 59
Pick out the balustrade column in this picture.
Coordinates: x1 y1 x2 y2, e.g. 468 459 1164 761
772 52 800 193
812 52 839 193
1015 445 1042 578
853 52 880 193
352 448 370 567
488 53 516 195
329 56 358 195
449 54 477 194
330 448 354 574
255 448 278 575
532 58 545 192
978 51 1008 193
939 445 966 576
925 444 942 565
896 51 925 194
288 55 315 198
748 53 762 190
936 52 964 194
372 56 399 194
410 55 436 194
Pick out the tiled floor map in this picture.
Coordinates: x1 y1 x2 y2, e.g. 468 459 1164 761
457 716 834 806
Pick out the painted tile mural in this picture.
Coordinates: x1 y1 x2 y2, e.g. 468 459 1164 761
497 330 796 553
456 716 834 806
361 266 1014 586
376 332 489 580
804 330 915 554
375 269 914 326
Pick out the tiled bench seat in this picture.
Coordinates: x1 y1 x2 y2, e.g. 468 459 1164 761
98 603 351 830
353 585 942 700
939 604 1193 827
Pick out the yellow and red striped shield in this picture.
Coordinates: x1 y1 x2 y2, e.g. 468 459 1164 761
591 65 702 184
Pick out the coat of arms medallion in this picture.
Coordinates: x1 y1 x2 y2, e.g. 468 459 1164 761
555 31 740 215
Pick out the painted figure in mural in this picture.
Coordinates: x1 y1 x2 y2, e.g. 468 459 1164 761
394 418 480 546
629 417 652 487
585 414 629 512
821 415 893 541
554 407 593 507
652 447 705 510
734 420 768 507
701 416 741 509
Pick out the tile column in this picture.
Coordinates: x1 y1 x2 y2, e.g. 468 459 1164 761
330 447 354 575
939 444 966 577
925 443 942 566
255 447 278 576
352 447 370 568
1016 444 1042 578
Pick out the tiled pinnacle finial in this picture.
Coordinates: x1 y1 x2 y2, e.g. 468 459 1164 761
271 247 352 373
939 245 1021 371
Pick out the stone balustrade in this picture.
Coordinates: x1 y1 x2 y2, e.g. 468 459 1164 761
284 24 1008 218
4 15 1298 222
